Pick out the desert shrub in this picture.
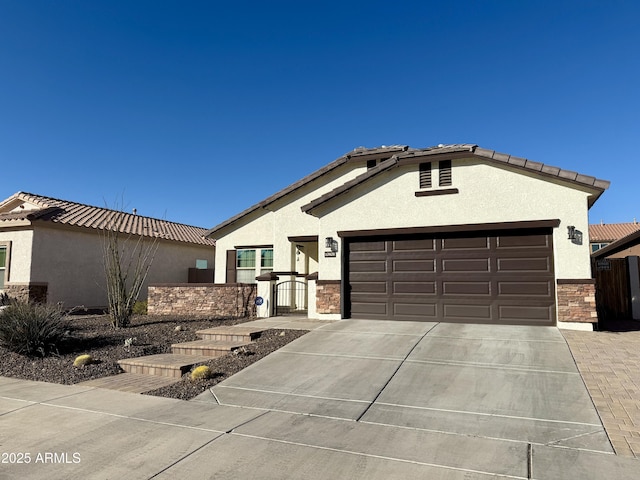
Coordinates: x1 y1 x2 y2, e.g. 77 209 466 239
0 292 11 306
191 365 212 381
0 301 70 357
73 354 94 367
132 300 148 315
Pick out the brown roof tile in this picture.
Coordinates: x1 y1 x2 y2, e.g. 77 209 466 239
207 144 610 236
589 223 640 243
0 192 215 246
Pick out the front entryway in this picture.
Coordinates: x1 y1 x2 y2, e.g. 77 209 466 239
274 280 308 316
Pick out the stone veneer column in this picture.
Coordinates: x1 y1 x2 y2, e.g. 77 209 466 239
556 279 597 325
316 280 341 315
4 282 48 303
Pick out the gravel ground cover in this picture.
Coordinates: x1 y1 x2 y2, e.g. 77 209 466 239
0 314 307 400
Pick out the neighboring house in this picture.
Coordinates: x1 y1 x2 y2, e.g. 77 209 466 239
0 192 216 308
205 144 609 328
591 227 640 259
588 222 640 254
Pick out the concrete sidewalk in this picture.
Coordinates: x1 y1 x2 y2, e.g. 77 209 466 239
1 321 639 479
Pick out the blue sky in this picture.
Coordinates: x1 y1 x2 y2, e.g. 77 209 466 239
1 1 638 229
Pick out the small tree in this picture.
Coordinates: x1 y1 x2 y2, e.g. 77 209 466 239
102 209 159 328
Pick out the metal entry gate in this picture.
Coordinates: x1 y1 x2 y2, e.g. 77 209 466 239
274 280 308 316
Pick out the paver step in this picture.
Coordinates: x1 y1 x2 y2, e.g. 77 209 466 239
196 326 265 342
118 353 209 378
171 339 251 357
77 372 179 393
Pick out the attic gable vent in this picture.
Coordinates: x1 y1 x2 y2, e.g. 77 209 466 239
419 162 432 188
439 160 452 187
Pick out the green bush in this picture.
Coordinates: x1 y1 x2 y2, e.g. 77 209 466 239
73 354 94 367
191 365 212 381
132 300 148 315
0 301 70 357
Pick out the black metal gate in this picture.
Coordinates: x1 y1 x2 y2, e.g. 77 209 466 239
274 280 308 316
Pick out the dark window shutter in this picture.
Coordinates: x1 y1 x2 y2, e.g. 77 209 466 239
439 160 452 186
226 249 237 283
419 162 432 188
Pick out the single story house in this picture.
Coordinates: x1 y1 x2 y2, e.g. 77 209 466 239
588 222 640 255
205 144 608 329
591 228 640 260
0 192 216 308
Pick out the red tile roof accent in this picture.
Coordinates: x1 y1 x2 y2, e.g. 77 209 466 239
0 192 215 246
589 223 640 242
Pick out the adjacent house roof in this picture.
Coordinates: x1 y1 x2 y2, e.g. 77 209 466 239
0 192 216 246
592 228 640 259
206 144 609 237
588 222 640 243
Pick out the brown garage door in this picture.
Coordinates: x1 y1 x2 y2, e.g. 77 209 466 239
346 229 555 325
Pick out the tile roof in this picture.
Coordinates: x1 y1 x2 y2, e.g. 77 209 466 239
0 192 215 246
206 143 610 237
301 144 610 214
589 222 640 243
591 228 640 259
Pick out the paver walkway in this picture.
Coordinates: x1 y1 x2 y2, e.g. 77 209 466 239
563 328 640 458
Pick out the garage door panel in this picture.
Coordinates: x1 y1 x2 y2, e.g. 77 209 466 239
393 281 436 295
442 258 490 272
497 257 551 272
442 281 491 296
350 260 387 273
347 229 555 325
442 237 490 250
444 304 492 320
349 241 386 252
498 281 552 296
393 239 435 251
393 260 435 272
351 282 388 293
498 305 554 321
497 234 550 249
394 303 437 317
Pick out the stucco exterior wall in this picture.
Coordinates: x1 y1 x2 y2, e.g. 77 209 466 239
212 163 366 282
0 229 34 285
313 159 592 281
29 225 215 308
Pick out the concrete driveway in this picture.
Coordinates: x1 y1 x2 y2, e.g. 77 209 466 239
1 320 639 479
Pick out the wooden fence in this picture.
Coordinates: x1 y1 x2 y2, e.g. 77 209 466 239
592 256 640 320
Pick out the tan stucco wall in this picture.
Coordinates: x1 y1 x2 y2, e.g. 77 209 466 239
0 229 34 285
28 225 215 308
214 157 595 290
313 159 592 281
213 163 366 282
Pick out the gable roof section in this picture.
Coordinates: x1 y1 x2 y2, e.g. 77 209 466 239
0 192 215 246
301 144 609 214
204 145 410 236
588 222 640 243
205 144 610 237
592 228 640 259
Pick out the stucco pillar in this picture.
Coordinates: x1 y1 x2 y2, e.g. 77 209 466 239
256 273 278 318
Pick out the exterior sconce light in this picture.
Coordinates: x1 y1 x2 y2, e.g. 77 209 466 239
324 237 339 255
567 226 576 240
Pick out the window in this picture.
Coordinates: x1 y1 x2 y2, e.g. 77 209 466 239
591 243 609 253
0 243 9 290
419 162 432 188
236 248 273 283
439 160 452 187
